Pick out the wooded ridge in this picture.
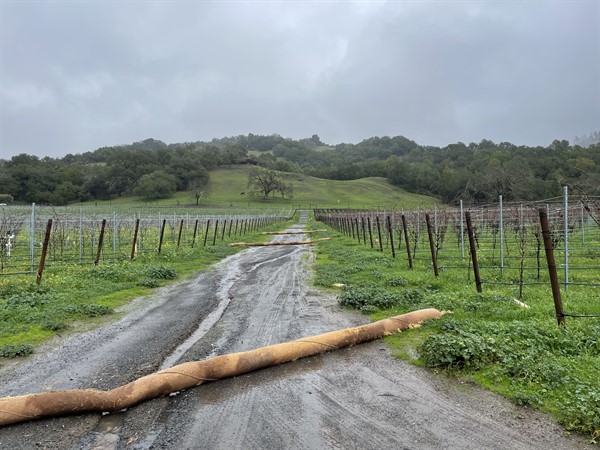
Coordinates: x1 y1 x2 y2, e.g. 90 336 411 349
0 134 598 205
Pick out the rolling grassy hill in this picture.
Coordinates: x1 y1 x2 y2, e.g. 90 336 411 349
92 165 438 210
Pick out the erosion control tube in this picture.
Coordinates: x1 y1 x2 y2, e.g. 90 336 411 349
0 308 444 427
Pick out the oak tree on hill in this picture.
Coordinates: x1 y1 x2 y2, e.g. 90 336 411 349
133 171 177 201
247 168 290 200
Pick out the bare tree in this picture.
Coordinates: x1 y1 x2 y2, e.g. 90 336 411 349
189 170 211 206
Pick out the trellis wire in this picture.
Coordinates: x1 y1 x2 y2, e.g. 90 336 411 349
0 204 293 276
314 192 600 298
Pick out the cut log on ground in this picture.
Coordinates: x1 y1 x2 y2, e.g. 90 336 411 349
260 230 327 235
0 309 445 427
230 237 331 247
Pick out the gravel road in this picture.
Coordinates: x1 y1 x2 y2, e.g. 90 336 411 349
0 213 593 449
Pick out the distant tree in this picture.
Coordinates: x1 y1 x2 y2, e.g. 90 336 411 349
299 134 324 148
106 165 137 197
248 168 289 200
0 194 13 204
133 170 177 201
52 182 81 205
550 139 570 152
0 164 17 198
165 149 208 191
257 152 277 168
276 180 293 199
197 146 224 169
474 161 532 201
273 160 299 173
57 165 86 187
83 167 112 200
6 154 57 202
130 138 167 152
222 144 248 165
188 168 211 205
236 133 285 151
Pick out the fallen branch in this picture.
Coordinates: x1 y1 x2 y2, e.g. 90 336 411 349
230 237 331 247
260 230 327 235
0 309 445 427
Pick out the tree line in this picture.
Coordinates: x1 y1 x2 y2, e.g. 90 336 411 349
0 133 598 205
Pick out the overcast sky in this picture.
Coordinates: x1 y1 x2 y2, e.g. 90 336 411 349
1 1 599 160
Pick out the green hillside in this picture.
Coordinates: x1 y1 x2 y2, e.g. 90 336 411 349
100 165 437 209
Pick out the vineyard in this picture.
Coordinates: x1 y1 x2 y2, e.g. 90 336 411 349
0 203 294 360
312 194 600 440
315 193 600 324
0 204 293 277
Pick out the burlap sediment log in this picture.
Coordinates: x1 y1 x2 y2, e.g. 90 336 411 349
0 308 444 427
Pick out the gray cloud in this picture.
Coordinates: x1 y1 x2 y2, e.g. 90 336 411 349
1 1 598 159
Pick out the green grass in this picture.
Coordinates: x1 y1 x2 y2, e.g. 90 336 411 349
79 165 438 210
308 220 600 443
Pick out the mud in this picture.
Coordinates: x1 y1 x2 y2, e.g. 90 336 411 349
0 213 593 449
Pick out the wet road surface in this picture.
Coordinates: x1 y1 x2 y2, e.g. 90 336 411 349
0 213 593 449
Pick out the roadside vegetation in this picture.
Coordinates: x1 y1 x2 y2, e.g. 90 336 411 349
309 221 600 443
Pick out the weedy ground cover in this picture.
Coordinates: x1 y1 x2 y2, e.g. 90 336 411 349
0 218 293 359
309 221 600 443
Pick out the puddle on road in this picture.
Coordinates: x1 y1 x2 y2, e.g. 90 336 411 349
84 407 170 450
129 407 171 450
84 412 125 450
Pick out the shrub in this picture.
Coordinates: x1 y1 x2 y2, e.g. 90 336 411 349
6 292 48 308
419 328 499 369
80 304 113 317
144 266 177 280
88 264 137 282
561 384 600 441
386 276 408 287
63 304 113 317
138 278 161 288
0 344 34 358
41 319 68 331
339 286 425 311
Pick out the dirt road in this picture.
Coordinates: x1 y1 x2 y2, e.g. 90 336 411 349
0 213 592 449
